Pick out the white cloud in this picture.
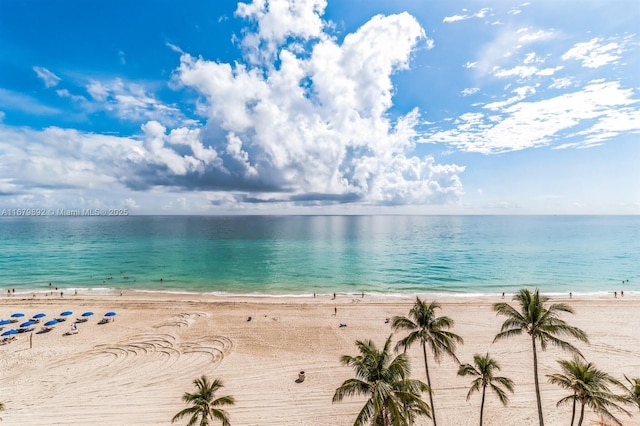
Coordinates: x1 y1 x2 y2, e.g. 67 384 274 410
235 0 329 64
484 85 535 110
461 88 479 96
443 14 467 24
518 29 554 44
33 66 61 88
171 9 460 206
84 78 185 126
523 52 538 64
0 5 464 210
474 27 557 76
443 7 492 23
421 81 640 153
56 89 86 103
561 37 624 68
493 65 561 79
548 77 574 89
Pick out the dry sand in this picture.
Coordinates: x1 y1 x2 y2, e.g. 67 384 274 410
0 291 639 425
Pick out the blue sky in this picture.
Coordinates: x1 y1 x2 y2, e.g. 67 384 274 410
0 0 638 215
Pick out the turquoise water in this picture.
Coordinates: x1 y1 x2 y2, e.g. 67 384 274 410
0 215 637 296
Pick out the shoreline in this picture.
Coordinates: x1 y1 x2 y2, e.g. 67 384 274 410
5 285 638 301
1 291 639 425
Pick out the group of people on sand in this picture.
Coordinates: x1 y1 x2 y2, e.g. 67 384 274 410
0 336 17 345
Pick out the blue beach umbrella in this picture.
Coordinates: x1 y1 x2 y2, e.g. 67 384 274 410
60 311 73 316
81 312 94 317
11 313 24 318
2 329 18 336
20 320 35 327
0 319 11 325
104 311 116 317
44 320 58 327
32 313 46 319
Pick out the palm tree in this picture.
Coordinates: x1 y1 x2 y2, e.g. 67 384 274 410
391 297 463 426
172 375 235 426
333 335 431 426
547 356 630 426
493 288 588 426
623 375 640 410
457 353 515 426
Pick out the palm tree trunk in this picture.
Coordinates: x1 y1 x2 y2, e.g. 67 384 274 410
479 385 486 426
570 394 576 426
577 403 585 426
531 335 544 426
422 342 436 426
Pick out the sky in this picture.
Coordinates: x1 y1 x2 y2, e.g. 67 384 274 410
0 0 638 215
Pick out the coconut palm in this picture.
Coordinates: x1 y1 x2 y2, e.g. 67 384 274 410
172 375 235 426
333 335 431 426
392 297 463 426
547 356 630 426
623 375 640 410
457 353 515 426
492 288 588 426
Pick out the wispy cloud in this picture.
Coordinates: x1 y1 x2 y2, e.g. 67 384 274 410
0 88 60 115
81 78 187 126
421 81 640 153
33 66 61 88
562 37 626 68
443 7 492 24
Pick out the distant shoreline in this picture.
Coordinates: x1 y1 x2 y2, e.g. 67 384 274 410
4 286 636 302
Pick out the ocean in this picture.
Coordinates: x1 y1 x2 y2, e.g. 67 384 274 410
0 215 637 297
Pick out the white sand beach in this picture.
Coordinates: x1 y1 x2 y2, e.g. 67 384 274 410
0 291 639 425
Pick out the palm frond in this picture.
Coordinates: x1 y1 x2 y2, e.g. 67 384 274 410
334 334 431 426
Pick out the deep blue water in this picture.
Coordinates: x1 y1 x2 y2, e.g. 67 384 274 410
0 215 637 296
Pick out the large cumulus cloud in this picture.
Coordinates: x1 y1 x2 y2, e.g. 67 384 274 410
169 5 464 206
0 1 465 212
